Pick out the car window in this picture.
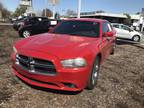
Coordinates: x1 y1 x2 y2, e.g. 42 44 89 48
41 17 48 21
121 25 130 31
108 23 113 31
51 20 100 37
30 18 37 23
112 24 119 28
102 22 112 34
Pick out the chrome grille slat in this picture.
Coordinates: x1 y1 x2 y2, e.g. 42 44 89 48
34 63 55 69
19 59 29 64
16 54 56 76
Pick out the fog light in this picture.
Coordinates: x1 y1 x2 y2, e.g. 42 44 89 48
63 83 76 88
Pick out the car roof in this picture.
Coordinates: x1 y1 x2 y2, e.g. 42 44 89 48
26 16 48 19
111 23 121 25
65 18 108 23
111 23 126 26
112 23 130 27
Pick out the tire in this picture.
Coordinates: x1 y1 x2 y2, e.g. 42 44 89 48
87 56 100 90
111 43 116 55
132 35 140 42
21 30 31 38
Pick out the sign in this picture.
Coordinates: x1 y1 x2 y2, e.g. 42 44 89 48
49 0 59 5
20 0 31 6
26 7 34 13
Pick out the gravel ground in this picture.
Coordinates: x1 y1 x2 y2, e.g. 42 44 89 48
0 25 144 108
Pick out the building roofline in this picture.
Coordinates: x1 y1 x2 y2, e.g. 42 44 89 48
72 12 140 20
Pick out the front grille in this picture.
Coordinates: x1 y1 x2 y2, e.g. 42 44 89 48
16 54 56 76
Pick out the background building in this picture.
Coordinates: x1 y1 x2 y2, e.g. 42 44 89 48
72 11 140 24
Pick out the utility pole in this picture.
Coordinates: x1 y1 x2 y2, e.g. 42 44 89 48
30 0 33 16
77 0 81 18
45 0 47 16
52 3 56 18
30 0 32 7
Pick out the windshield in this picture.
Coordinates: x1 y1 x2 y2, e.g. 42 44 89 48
51 20 100 37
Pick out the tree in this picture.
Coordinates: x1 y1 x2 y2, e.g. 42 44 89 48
13 6 27 17
0 2 11 19
123 13 131 25
2 8 10 18
136 12 141 15
0 2 3 10
42 8 53 17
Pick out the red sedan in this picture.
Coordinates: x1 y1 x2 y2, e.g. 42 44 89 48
11 18 116 91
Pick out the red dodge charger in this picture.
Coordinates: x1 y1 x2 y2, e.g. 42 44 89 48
11 18 116 91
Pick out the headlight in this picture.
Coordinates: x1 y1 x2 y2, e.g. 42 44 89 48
13 46 17 53
61 58 87 68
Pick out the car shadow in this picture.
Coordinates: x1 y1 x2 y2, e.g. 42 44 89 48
116 39 144 49
17 77 82 95
116 39 137 45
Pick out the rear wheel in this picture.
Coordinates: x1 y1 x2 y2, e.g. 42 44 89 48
87 56 100 90
21 30 31 38
132 35 140 42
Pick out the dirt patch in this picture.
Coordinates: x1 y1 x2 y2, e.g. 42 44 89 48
0 25 144 108
115 101 128 108
0 87 12 104
128 89 144 107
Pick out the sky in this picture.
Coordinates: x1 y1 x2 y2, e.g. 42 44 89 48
0 0 144 14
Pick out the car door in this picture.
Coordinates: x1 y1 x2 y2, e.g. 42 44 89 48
101 22 113 59
30 18 40 34
120 25 131 39
41 20 50 32
112 24 122 38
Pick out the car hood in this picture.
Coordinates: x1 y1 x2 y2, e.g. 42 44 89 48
17 33 98 58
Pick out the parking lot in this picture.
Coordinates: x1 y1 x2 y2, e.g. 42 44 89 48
0 25 144 108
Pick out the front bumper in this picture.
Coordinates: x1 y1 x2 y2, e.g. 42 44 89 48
11 52 91 91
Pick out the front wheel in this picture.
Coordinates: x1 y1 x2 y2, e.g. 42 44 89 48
132 35 140 42
87 56 100 90
21 30 31 38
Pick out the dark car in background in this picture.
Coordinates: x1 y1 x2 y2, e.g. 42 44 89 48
18 17 49 37
12 16 28 31
16 17 61 38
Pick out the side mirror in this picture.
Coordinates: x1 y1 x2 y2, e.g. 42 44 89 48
103 32 114 37
129 28 133 32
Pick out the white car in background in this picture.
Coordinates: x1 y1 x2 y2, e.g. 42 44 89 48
112 23 142 42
